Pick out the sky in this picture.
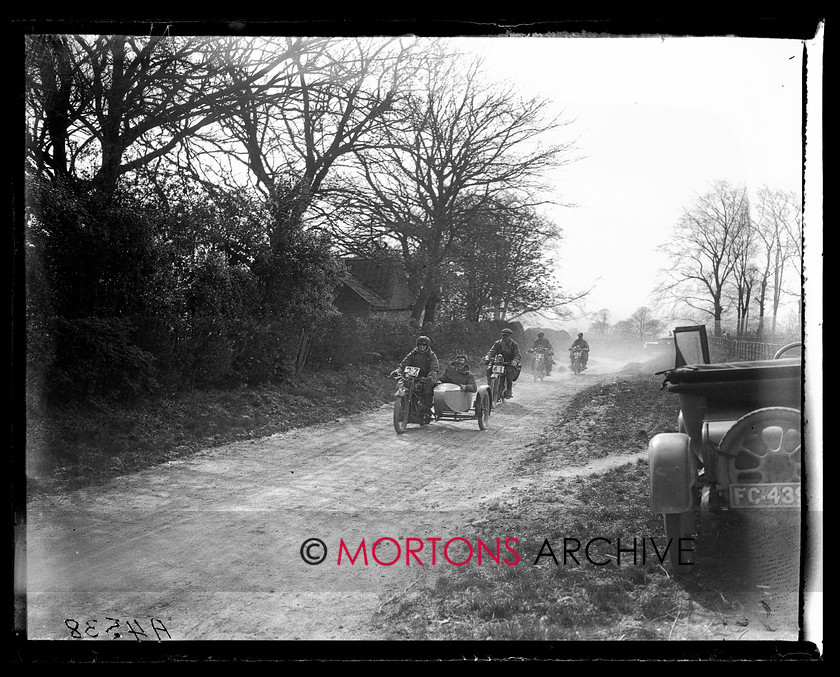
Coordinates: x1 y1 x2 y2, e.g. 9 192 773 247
445 34 815 329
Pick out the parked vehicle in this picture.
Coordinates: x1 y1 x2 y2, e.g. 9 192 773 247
528 345 552 381
569 348 588 375
648 325 802 574
643 336 675 354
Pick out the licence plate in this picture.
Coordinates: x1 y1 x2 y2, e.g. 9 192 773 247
404 366 420 377
492 365 505 373
729 483 801 508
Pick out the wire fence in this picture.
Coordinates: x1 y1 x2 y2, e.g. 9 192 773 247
708 336 802 362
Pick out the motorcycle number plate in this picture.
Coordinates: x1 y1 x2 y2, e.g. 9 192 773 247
403 366 421 377
492 365 505 374
729 483 800 508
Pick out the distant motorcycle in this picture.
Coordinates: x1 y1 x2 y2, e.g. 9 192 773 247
527 346 552 381
569 348 589 375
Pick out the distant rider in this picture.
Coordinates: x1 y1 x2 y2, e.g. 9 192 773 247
529 331 555 376
483 328 522 399
569 332 590 370
396 335 440 424
439 354 478 393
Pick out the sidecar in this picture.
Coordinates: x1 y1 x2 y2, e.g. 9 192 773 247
432 383 492 430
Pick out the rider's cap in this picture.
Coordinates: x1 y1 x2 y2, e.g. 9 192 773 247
416 335 430 345
537 331 544 337
578 333 583 337
501 328 513 335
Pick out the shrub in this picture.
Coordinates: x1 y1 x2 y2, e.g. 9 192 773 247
308 316 525 372
44 316 160 403
307 314 374 369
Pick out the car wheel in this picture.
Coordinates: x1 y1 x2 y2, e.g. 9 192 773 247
720 407 801 486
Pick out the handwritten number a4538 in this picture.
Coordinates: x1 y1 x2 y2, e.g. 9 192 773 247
64 616 170 640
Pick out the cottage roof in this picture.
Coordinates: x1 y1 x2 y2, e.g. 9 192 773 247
344 258 415 310
342 273 389 309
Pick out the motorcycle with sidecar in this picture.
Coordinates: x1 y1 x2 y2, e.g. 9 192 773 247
391 365 491 434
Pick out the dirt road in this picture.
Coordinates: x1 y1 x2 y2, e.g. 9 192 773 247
26 356 639 642
24 354 805 645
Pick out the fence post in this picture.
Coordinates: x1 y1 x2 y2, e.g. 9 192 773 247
295 329 312 375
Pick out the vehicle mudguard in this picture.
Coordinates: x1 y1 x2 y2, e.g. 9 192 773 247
649 433 696 513
475 384 490 407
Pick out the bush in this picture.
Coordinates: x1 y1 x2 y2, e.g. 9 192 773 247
27 179 350 393
307 314 373 369
234 318 298 386
422 319 522 366
307 316 521 372
28 180 175 320
44 316 160 403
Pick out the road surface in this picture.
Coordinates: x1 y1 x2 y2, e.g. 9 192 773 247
23 354 803 644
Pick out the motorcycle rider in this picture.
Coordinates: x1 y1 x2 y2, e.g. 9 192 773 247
483 328 522 399
396 335 440 424
569 332 590 370
528 331 555 376
439 354 478 393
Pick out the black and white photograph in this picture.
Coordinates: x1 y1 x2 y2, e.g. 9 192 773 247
14 18 823 662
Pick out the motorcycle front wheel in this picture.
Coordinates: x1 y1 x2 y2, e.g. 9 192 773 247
490 377 503 406
393 396 408 434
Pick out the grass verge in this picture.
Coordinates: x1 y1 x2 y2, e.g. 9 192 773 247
25 363 396 496
374 372 698 640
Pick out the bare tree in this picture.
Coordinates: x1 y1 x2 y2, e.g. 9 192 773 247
727 205 758 336
26 34 311 198
627 306 663 340
611 319 636 337
589 308 612 335
202 38 416 216
751 187 803 334
448 201 566 322
657 181 751 337
333 46 577 326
